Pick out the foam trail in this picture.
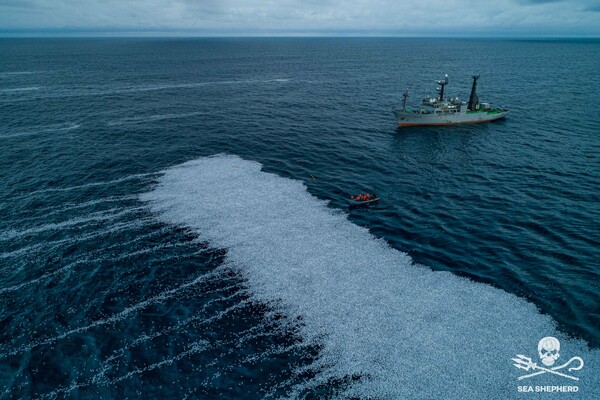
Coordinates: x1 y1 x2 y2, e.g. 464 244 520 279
0 71 40 77
36 340 209 400
0 224 166 292
0 86 41 93
0 258 90 295
0 269 222 359
0 71 43 79
107 112 206 126
117 77 290 93
102 225 170 252
110 242 188 261
15 173 158 198
141 155 600 400
112 78 277 93
0 208 144 241
0 122 79 139
103 287 246 364
113 340 209 383
0 217 153 262
6 194 138 223
0 78 291 104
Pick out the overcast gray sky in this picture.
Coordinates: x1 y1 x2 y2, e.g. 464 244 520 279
1 0 599 37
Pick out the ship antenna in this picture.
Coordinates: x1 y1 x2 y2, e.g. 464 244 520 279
467 74 480 111
436 74 448 101
402 89 409 110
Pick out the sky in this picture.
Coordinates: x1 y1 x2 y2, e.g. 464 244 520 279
0 0 599 37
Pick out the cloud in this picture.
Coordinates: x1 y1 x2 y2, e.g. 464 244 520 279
0 0 598 36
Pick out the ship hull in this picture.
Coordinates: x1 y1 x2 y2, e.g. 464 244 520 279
393 109 508 127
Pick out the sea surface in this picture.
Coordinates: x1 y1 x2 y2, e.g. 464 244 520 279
0 38 599 399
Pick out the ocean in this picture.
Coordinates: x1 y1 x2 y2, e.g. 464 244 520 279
0 38 599 399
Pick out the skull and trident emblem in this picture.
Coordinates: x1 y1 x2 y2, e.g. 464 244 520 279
513 337 584 381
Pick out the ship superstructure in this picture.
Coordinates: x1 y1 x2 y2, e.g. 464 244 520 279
392 75 508 127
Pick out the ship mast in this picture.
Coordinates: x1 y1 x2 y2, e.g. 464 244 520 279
467 74 480 111
402 90 409 110
437 74 448 101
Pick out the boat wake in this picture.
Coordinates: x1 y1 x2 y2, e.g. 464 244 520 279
0 71 42 77
0 86 41 93
0 122 80 139
0 78 291 104
107 112 207 126
141 154 599 399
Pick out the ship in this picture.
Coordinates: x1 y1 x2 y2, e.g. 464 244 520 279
392 74 508 127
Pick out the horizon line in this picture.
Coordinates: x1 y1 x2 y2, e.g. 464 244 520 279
1 34 599 39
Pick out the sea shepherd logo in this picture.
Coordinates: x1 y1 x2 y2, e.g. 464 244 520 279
513 337 584 393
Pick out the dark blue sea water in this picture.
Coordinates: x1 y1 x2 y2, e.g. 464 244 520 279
0 38 599 399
